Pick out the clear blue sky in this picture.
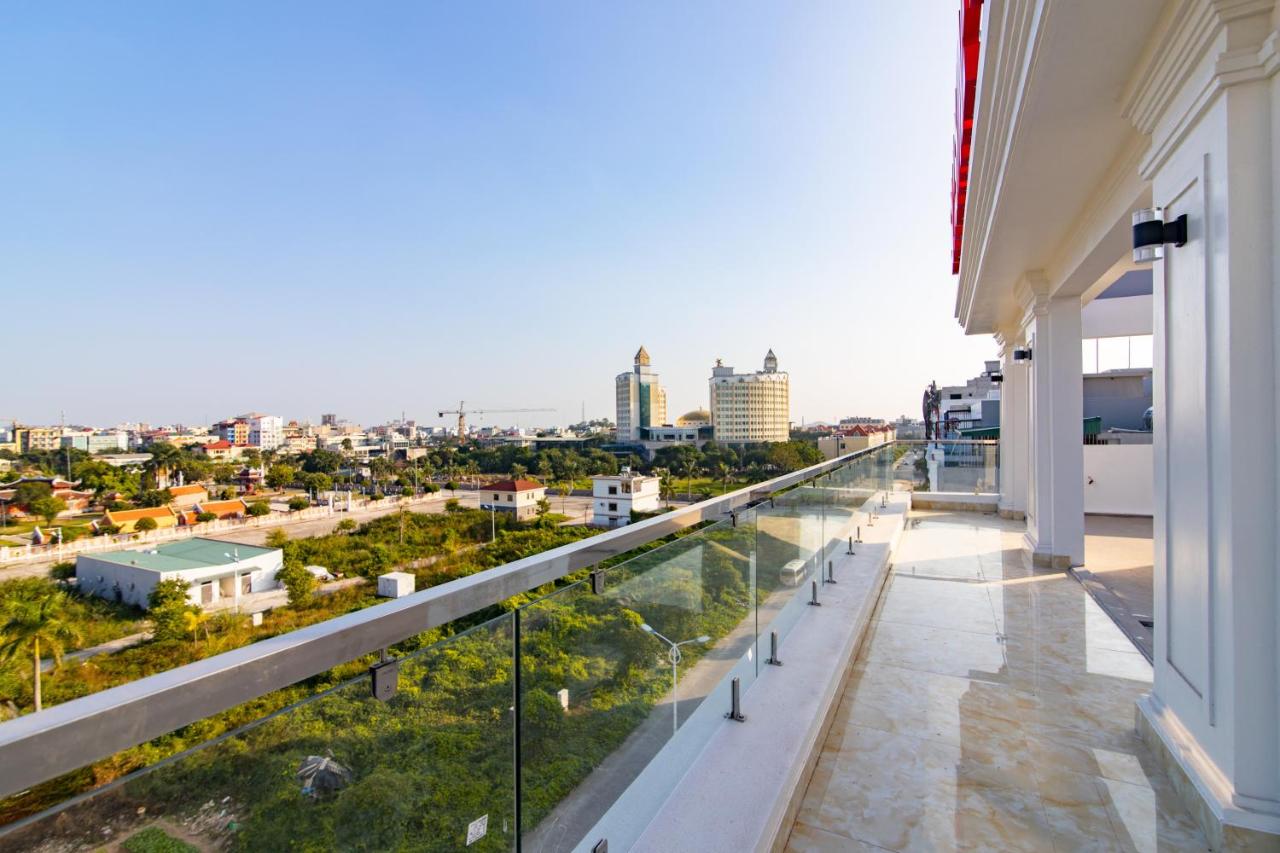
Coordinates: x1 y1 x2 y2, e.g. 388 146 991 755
1 1 994 430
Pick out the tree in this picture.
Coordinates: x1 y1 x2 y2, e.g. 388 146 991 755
135 516 159 532
183 609 211 645
276 560 317 607
557 482 572 514
335 519 357 534
301 450 342 476
12 481 52 509
149 578 197 642
247 501 271 517
195 511 217 523
135 488 172 508
287 496 310 512
265 464 296 491
445 480 459 495
265 528 290 549
536 497 551 517
0 590 82 712
715 461 732 495
510 463 528 481
30 495 66 527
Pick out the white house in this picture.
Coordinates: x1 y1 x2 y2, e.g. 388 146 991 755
591 469 661 528
75 538 283 610
482 479 547 522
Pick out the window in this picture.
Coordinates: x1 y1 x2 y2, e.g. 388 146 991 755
493 493 499 501
608 486 618 495
507 494 513 502
608 502 618 511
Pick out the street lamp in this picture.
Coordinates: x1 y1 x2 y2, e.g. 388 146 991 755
480 502 497 542
640 623 710 737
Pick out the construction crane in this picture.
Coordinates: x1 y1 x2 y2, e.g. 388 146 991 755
437 401 556 440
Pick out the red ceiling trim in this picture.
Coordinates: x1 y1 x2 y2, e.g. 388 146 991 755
951 0 983 275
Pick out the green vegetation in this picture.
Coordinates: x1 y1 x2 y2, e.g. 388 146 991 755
0 588 82 712
246 500 270 517
135 516 158 532
276 560 317 606
148 579 198 643
121 827 198 853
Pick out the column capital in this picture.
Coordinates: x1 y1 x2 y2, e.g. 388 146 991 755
1015 271 1051 320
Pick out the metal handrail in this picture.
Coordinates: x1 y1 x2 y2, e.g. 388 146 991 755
0 444 890 799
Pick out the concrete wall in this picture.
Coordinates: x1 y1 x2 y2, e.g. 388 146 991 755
1083 443 1152 516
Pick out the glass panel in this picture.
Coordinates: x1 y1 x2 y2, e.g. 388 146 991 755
754 482 825 648
0 614 516 853
519 514 756 852
1097 336 1131 372
1082 338 1099 374
1130 334 1154 369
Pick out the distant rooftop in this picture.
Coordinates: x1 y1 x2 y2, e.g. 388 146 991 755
86 537 276 572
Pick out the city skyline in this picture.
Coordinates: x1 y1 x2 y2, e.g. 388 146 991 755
2 3 993 426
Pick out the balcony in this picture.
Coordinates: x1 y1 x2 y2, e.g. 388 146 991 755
0 441 1208 852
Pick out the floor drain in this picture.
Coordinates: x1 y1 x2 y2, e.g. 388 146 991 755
1137 618 1154 628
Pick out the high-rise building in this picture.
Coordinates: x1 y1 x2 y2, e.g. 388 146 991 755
709 349 790 443
615 346 668 442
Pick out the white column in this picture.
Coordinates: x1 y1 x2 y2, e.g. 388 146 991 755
1134 9 1280 836
997 330 1028 517
1022 286 1085 567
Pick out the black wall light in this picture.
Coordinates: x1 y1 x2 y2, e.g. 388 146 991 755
1132 207 1187 263
1012 348 1032 363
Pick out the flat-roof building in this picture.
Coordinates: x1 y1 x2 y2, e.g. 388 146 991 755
75 538 282 610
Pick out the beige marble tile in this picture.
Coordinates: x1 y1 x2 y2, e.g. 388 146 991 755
1096 775 1209 853
787 511 1208 853
785 822 891 852
860 620 1008 681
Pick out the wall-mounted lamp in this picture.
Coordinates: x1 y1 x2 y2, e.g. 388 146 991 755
1012 348 1032 363
989 372 1004 383
1132 207 1187 263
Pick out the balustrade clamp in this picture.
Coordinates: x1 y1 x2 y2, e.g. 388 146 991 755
847 535 856 555
592 839 608 853
809 580 822 607
370 649 399 702
855 526 863 544
725 676 746 722
767 630 783 666
827 560 837 584
590 568 606 595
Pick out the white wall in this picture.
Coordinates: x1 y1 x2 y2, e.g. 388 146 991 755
1083 444 1152 516
1081 293 1153 337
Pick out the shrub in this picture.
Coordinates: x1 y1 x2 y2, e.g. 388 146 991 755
195 511 217 522
422 482 440 494
276 560 317 607
265 529 290 549
148 578 197 642
49 561 76 580
134 517 158 532
335 519 357 533
400 486 414 498
287 496 310 512
122 827 198 853
247 501 271 517
444 499 461 513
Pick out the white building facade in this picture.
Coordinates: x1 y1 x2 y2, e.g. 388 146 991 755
75 539 282 610
709 350 790 444
247 414 284 450
591 470 661 528
956 1 1280 844
615 346 668 443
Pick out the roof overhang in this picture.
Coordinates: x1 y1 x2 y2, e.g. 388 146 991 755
953 0 1166 335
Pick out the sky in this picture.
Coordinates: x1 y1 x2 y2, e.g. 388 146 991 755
0 1 995 430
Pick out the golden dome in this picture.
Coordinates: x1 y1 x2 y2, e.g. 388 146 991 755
676 409 711 426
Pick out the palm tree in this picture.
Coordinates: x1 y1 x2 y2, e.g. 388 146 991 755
715 461 732 494
0 591 82 712
557 482 572 514
510 463 528 482
144 442 183 490
679 457 700 502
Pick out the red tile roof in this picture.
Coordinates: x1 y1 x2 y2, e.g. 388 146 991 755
168 484 208 497
105 506 177 523
485 479 544 492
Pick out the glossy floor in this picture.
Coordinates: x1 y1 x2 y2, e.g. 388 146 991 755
786 510 1207 853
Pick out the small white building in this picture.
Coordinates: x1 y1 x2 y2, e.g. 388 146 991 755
377 571 415 598
482 479 547 522
591 469 661 528
75 538 283 610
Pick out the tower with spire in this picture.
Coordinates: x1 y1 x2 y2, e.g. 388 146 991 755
708 349 790 443
615 346 668 442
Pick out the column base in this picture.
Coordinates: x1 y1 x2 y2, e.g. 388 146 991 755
997 505 1026 520
1136 694 1280 851
1022 532 1072 570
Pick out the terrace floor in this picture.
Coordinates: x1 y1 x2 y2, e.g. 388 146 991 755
784 509 1208 852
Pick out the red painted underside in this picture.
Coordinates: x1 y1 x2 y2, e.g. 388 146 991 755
952 0 983 274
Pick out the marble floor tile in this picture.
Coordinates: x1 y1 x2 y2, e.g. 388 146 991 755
787 510 1208 853
785 822 892 852
861 619 1009 681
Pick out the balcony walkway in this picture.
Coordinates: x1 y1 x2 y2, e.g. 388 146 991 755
784 509 1207 852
